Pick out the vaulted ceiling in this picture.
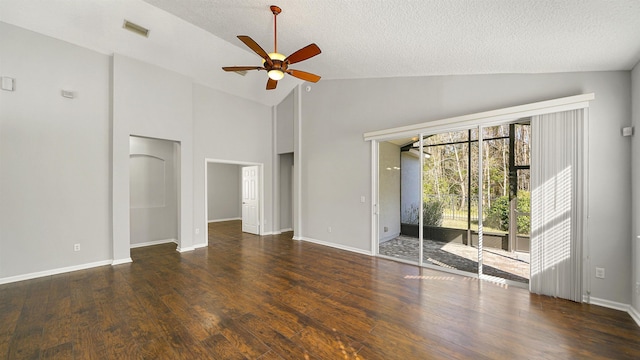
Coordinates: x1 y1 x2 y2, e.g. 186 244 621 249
2 0 640 106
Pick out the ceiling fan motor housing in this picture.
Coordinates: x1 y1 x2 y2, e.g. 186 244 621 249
263 53 287 80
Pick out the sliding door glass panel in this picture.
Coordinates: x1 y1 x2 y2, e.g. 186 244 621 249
513 122 531 281
378 138 420 264
421 130 477 274
480 124 530 283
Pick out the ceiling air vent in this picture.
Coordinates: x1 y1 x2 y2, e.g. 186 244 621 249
123 20 149 38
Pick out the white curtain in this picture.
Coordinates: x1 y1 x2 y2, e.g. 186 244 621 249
530 109 586 301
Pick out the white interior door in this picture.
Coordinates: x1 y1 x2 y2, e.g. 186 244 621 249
241 166 260 234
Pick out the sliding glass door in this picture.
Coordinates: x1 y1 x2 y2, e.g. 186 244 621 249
369 95 591 298
376 121 531 286
479 124 531 284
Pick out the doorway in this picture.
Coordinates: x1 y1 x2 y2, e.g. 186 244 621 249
204 159 264 244
129 136 180 249
279 152 294 233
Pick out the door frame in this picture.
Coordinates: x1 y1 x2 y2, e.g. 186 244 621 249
204 158 265 245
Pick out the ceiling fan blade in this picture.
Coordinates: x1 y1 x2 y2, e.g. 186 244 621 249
266 78 278 90
285 43 321 65
237 35 273 66
222 66 263 72
287 69 321 83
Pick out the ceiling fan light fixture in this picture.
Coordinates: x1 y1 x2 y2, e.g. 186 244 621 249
268 69 285 81
265 52 286 80
267 52 286 61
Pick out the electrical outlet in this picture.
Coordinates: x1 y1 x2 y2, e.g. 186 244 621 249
595 267 605 279
195 228 200 235
328 226 332 233
74 243 80 252
636 282 640 295
384 226 388 232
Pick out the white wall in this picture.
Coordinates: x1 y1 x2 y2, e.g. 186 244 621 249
129 136 178 246
378 142 401 242
279 153 294 231
207 162 241 221
192 84 272 246
113 54 194 257
276 90 295 233
0 23 111 279
632 63 640 315
277 91 294 154
299 72 633 305
0 22 274 280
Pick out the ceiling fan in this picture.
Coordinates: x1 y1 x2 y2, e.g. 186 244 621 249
222 5 321 90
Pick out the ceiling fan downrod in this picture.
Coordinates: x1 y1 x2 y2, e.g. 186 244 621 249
271 5 281 53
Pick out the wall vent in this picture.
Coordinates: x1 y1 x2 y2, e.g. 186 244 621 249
123 20 149 38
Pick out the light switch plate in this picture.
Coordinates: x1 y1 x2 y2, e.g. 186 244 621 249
61 90 75 98
1 77 15 91
622 126 634 136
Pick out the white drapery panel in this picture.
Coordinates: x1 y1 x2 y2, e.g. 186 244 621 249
530 109 585 301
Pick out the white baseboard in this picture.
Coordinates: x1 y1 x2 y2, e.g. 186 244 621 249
130 238 177 249
112 257 133 265
292 236 302 241
629 306 640 327
208 217 241 223
589 297 630 312
269 229 293 236
0 260 113 285
299 236 373 256
193 242 208 249
588 297 640 328
176 246 195 253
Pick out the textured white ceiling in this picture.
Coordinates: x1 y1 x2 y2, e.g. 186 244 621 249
144 0 640 76
2 0 640 106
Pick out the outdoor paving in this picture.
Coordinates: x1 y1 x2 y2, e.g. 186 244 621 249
379 235 530 283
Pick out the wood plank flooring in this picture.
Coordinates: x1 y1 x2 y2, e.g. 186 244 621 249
1 220 640 359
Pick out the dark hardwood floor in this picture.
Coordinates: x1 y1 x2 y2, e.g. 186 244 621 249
1 220 640 359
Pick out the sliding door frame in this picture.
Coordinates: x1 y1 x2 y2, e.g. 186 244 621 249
368 94 593 288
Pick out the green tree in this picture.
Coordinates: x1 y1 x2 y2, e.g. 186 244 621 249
423 199 444 227
403 200 444 227
485 191 530 234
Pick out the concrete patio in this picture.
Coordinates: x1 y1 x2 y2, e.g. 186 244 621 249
379 235 530 283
